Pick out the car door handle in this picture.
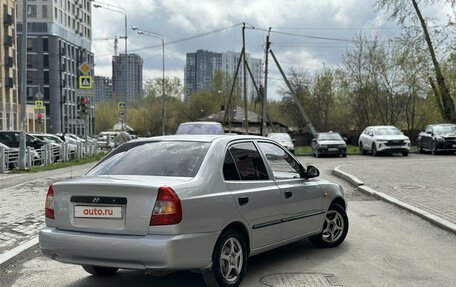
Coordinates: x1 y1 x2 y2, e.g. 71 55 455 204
238 196 249 206
284 191 293 199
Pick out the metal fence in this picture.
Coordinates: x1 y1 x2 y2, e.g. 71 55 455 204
0 142 98 173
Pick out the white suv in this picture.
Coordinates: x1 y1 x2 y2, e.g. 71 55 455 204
358 126 411 156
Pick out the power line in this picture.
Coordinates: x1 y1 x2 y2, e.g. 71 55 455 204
129 22 244 53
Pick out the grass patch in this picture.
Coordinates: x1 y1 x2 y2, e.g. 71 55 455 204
11 152 106 173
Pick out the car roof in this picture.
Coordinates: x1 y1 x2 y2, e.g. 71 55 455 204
430 123 456 127
178 121 222 126
128 134 269 145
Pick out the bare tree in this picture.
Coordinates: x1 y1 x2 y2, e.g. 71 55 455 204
376 0 456 122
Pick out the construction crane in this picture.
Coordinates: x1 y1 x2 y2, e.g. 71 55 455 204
92 36 125 56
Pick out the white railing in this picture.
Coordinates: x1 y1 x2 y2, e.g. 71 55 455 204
0 142 100 173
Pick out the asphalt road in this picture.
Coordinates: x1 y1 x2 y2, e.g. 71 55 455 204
1 155 455 287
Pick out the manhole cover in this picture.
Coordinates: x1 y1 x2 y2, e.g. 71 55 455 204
260 273 342 287
393 185 427 190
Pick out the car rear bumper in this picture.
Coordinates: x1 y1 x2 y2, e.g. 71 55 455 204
39 227 218 271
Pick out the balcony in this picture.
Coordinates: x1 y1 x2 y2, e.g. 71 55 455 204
4 55 13 67
5 77 14 88
3 36 13 46
3 13 13 26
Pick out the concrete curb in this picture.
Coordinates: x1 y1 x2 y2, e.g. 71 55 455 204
0 237 39 269
333 166 456 235
332 165 364 187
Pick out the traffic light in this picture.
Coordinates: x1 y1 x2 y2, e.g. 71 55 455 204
80 97 89 117
37 113 43 123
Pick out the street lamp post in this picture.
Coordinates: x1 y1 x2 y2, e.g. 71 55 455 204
92 1 127 131
132 27 166 136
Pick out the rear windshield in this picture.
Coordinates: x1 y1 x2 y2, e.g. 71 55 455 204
176 123 224 135
88 141 210 177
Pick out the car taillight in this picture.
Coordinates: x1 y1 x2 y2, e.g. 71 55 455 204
150 187 182 225
45 184 55 219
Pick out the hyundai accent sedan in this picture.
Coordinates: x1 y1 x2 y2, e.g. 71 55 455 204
39 135 348 287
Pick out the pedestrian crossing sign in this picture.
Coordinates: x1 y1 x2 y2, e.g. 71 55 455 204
79 76 93 89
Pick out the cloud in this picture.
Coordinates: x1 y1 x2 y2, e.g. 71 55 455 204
91 0 444 99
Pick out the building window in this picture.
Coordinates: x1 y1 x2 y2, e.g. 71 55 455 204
27 5 37 18
42 5 48 18
43 37 49 52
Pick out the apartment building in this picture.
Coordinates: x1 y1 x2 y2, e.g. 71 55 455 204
0 0 18 130
17 0 95 136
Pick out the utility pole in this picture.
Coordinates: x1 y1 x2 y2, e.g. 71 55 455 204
19 0 27 169
261 28 271 136
270 50 318 137
242 23 248 134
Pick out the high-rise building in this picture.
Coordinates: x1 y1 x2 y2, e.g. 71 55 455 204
222 51 262 101
17 0 94 136
0 1 19 130
184 50 222 100
112 53 143 102
93 76 113 104
184 50 262 101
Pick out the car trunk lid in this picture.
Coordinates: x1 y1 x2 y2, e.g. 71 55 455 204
52 175 190 235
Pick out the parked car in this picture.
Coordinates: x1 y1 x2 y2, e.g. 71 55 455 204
312 132 347 157
358 126 411 156
40 135 348 287
0 131 45 150
0 141 40 168
175 121 224 135
417 123 456 155
266 132 295 154
31 133 78 158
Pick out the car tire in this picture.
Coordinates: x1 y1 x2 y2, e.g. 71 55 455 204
402 151 409 156
82 265 118 276
202 229 247 287
342 153 347 158
310 204 349 248
359 143 367 155
372 143 378 156
431 142 438 155
417 142 424 154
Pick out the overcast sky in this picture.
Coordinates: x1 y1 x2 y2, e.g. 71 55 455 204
91 0 450 100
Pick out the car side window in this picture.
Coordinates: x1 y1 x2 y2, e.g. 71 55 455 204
258 142 300 180
223 152 241 181
228 142 269 181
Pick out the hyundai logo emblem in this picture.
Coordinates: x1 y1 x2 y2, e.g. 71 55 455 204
92 197 101 203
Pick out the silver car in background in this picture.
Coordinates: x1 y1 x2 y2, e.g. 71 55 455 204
40 135 348 287
267 132 295 154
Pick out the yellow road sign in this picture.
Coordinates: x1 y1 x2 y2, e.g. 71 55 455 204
79 76 93 89
35 100 44 109
118 101 126 111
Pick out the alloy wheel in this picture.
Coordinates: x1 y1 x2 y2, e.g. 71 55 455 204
322 210 345 243
219 237 243 283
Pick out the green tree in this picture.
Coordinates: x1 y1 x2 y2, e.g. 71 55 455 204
376 0 456 122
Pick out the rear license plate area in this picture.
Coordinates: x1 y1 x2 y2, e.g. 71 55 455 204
74 205 122 219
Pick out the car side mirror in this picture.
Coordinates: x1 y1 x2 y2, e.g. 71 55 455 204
299 164 320 179
426 131 432 134
343 137 348 142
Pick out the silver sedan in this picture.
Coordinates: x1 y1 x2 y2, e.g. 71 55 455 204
39 135 348 287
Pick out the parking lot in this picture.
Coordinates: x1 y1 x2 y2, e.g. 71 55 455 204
304 153 456 231
1 153 455 287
